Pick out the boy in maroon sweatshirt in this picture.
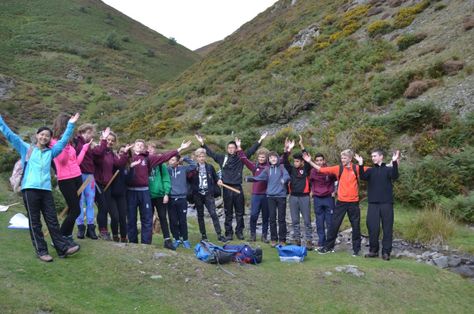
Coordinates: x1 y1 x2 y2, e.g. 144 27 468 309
309 153 337 249
127 139 191 244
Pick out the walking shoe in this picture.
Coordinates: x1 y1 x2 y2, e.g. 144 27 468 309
236 233 244 240
249 234 256 242
317 247 335 254
164 239 176 250
112 235 120 242
86 224 98 240
201 234 208 241
38 254 53 262
99 230 111 241
173 239 182 249
183 240 191 249
365 252 379 258
77 225 86 239
225 234 234 241
352 250 360 257
382 253 391 261
59 245 80 258
279 241 286 246
306 240 314 250
217 235 227 243
120 237 128 243
270 240 278 248
261 234 269 244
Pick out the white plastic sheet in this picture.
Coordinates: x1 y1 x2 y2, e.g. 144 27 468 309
8 213 29 229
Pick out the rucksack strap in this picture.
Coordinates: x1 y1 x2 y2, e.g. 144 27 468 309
338 163 359 184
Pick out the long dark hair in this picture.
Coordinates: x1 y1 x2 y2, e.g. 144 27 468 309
52 113 70 139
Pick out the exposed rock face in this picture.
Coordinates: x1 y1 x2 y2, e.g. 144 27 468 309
290 24 320 48
0 75 15 100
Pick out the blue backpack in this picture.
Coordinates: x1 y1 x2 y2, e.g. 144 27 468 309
194 241 235 264
276 244 307 262
223 244 263 264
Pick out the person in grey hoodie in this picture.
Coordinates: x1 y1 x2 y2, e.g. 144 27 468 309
247 151 290 247
167 154 196 249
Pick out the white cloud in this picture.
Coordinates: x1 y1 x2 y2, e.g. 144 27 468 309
102 0 278 50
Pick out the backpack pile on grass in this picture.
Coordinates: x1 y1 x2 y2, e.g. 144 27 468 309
276 244 307 263
194 241 262 265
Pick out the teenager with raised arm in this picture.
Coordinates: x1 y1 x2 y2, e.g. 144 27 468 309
127 139 191 245
304 149 366 256
195 133 265 241
0 113 81 262
283 136 313 249
236 133 270 243
362 149 400 261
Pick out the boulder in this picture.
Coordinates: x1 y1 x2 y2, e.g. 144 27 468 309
290 24 320 48
451 265 474 278
388 0 404 7
0 75 15 100
448 256 462 268
433 256 449 269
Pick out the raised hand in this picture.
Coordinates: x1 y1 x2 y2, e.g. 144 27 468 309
195 134 204 146
258 131 268 143
298 134 304 150
302 152 311 162
124 144 134 152
178 140 192 152
235 137 241 149
392 150 400 162
130 160 141 168
354 153 363 165
101 127 111 140
69 113 80 123
287 139 295 152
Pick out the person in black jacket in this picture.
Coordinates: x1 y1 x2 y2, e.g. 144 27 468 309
360 149 399 261
189 148 226 242
195 133 266 240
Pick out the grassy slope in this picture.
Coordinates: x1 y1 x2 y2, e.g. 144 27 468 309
0 0 200 128
0 176 473 313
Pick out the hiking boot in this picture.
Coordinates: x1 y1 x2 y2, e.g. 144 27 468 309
59 245 80 258
270 240 278 248
201 234 208 241
183 240 191 249
38 254 53 262
317 247 335 255
306 240 314 250
113 235 120 242
236 233 244 240
173 239 182 249
217 235 227 243
225 234 234 241
250 234 257 242
382 253 391 261
86 224 98 240
261 233 269 243
77 225 86 239
365 252 379 258
164 239 176 250
99 230 111 241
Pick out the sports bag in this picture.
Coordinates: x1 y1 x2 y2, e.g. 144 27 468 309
223 244 263 264
194 241 235 264
276 244 307 263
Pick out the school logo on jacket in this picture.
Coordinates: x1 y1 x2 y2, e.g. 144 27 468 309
299 169 304 175
141 159 147 166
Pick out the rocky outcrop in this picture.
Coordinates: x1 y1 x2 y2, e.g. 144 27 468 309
290 24 320 48
0 75 15 100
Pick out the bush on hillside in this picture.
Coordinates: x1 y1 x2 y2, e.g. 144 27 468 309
367 20 393 37
0 149 19 173
439 192 474 223
396 33 427 50
352 125 391 155
393 0 430 28
404 207 455 245
105 32 121 50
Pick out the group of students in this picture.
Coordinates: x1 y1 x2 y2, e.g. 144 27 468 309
0 112 399 263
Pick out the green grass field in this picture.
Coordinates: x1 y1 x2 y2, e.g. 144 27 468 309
0 176 473 313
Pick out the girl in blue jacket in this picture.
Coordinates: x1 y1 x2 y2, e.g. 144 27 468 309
0 113 81 262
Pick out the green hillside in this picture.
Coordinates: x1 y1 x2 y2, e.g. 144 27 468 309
113 0 474 218
0 0 200 128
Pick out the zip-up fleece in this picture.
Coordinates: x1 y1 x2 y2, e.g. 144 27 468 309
128 149 178 188
168 157 196 198
0 117 75 191
51 138 89 181
149 163 171 198
237 149 268 195
360 161 398 203
248 162 290 198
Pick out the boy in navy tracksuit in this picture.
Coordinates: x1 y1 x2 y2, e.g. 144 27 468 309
127 139 191 245
167 155 196 249
361 149 399 260
247 151 290 247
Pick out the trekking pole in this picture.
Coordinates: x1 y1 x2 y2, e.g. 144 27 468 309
219 183 241 194
103 170 120 192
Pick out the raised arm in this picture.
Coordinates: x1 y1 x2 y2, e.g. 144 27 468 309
0 115 29 157
51 113 79 158
246 167 269 182
389 151 400 180
76 140 91 165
